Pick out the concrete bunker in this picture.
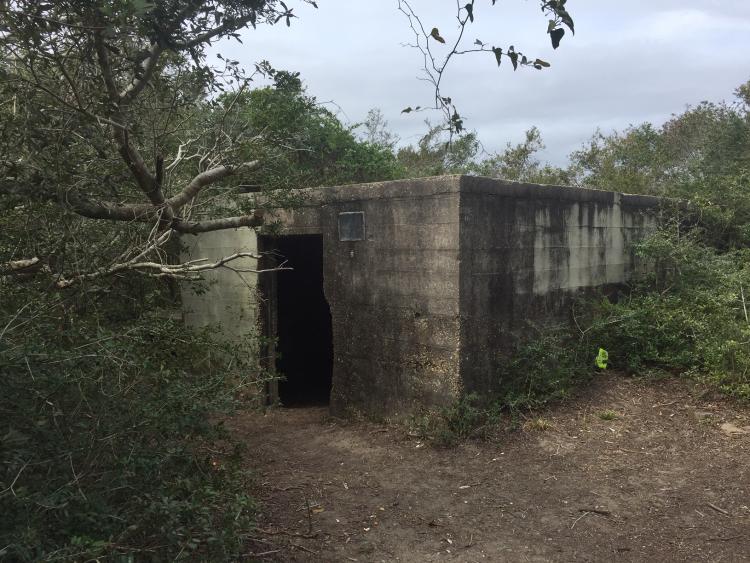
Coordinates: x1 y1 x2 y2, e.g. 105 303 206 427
181 175 661 418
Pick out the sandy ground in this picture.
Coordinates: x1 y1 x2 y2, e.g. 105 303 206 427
233 374 750 562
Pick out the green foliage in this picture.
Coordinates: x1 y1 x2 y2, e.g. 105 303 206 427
395 124 482 177
567 80 750 400
472 126 575 184
225 71 402 192
0 285 263 560
411 326 593 446
583 233 750 400
411 394 502 447
393 123 571 183
498 327 593 410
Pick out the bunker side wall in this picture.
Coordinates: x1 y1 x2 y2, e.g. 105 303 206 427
180 229 259 342
273 176 463 418
458 176 659 395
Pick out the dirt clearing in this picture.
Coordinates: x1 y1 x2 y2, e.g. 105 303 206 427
233 375 750 561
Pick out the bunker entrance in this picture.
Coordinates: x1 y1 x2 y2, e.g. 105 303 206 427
262 235 333 406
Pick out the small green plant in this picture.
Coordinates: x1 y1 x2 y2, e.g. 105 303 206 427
410 394 502 446
598 409 619 421
499 325 594 411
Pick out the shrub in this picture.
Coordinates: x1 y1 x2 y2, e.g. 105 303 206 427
0 284 265 561
584 229 750 400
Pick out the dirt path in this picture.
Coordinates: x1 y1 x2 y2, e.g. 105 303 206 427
233 375 750 562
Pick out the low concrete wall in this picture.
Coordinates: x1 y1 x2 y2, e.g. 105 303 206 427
458 176 659 394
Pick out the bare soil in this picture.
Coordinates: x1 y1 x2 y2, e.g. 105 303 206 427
233 374 750 562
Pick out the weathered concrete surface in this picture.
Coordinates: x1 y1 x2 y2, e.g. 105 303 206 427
264 176 464 418
458 176 659 395
181 175 660 418
180 229 259 341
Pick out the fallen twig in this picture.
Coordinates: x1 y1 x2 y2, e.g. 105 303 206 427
570 511 589 529
706 503 730 516
289 542 318 555
578 508 611 516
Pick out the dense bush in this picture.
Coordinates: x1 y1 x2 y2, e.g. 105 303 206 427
585 231 750 400
0 282 262 560
570 81 750 400
411 326 594 445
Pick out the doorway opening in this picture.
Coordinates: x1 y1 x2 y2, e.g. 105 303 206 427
262 235 333 406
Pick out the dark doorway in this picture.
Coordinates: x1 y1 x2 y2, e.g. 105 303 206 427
267 235 333 406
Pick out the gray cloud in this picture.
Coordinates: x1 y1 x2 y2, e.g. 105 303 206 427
214 0 750 165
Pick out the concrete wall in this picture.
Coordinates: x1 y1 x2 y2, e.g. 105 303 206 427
458 176 659 394
180 229 259 341
269 176 463 418
180 175 661 417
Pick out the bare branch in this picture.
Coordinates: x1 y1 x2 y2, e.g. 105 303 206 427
167 160 261 210
65 194 156 223
54 251 280 289
0 258 49 276
119 44 164 104
172 211 265 234
397 0 569 135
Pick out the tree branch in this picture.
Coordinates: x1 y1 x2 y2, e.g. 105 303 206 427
119 43 164 104
167 160 261 210
173 14 259 49
93 29 119 102
94 25 166 208
0 258 50 276
64 193 156 222
54 251 277 289
172 211 265 234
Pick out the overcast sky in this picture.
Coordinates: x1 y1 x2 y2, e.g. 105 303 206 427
213 1 750 165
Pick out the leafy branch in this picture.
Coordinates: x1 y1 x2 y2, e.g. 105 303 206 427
398 0 575 135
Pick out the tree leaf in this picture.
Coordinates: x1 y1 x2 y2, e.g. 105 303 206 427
491 47 502 67
465 3 474 23
430 27 446 44
401 107 413 114
558 9 575 34
534 58 550 68
509 51 518 71
475 38 483 46
549 27 565 49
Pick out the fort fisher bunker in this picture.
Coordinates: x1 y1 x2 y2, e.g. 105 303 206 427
181 175 660 418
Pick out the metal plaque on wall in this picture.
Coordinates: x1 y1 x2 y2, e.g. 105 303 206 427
338 212 365 241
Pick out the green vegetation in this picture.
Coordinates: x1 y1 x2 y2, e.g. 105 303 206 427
0 288 260 560
0 0 748 554
0 2 406 558
576 82 750 400
411 394 503 446
412 80 750 445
